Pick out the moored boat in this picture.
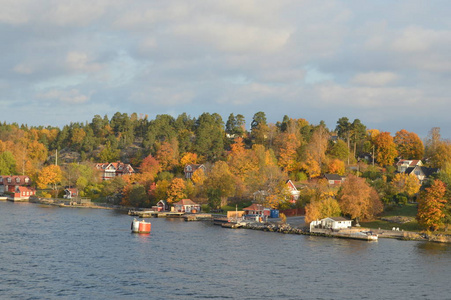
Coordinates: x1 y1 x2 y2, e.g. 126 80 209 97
131 218 151 234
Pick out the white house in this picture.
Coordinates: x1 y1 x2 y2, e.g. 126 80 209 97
310 217 352 231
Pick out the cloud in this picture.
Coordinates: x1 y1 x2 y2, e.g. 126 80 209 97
350 72 399 86
37 89 89 104
1 1 451 139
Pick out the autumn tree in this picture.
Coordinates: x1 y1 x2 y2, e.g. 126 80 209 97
305 197 342 224
167 178 187 204
301 124 329 178
140 154 161 181
204 161 236 208
37 165 63 197
180 152 198 167
155 139 179 171
327 158 345 175
391 173 421 198
394 129 424 159
337 174 383 223
276 133 301 173
417 180 447 231
373 132 398 166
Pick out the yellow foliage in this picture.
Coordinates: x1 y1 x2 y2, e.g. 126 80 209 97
180 152 198 167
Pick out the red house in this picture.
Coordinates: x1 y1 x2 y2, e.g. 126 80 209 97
0 175 36 201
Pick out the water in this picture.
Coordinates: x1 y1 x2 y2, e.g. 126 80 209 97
1 202 451 300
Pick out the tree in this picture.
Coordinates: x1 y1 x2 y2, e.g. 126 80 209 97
251 111 268 145
301 125 329 178
329 140 350 161
98 141 120 162
276 133 301 173
180 152 198 167
167 178 187 204
391 173 421 198
155 139 179 171
337 174 383 223
373 132 398 166
37 165 63 197
225 113 245 137
350 119 367 158
417 180 447 231
305 197 342 224
394 129 424 159
204 161 236 207
335 117 351 163
0 151 16 175
194 113 224 161
327 159 345 175
140 155 161 181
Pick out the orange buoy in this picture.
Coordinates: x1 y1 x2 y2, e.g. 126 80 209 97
138 221 151 234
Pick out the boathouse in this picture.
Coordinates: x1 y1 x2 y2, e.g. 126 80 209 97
173 199 201 213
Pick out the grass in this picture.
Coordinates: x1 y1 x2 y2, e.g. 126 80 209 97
360 203 421 231
381 203 418 217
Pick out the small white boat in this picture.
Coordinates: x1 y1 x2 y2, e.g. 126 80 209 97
131 218 151 234
350 231 378 241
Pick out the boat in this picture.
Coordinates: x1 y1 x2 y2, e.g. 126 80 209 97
349 231 378 241
131 218 151 234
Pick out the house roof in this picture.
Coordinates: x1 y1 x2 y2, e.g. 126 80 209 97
396 159 421 166
405 166 438 177
0 175 31 185
325 174 343 181
96 162 134 173
17 186 35 193
184 164 205 172
286 180 298 191
174 199 198 206
243 203 265 211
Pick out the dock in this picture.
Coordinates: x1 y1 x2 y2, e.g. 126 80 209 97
310 228 378 241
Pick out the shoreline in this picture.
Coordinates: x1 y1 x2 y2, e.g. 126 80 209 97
8 199 451 244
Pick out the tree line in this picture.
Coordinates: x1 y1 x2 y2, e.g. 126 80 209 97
1 112 451 231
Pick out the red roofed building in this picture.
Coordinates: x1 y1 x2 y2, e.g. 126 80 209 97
95 162 135 180
396 159 422 173
173 199 201 213
0 175 35 201
243 203 266 215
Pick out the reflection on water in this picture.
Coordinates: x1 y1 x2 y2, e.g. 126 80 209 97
1 201 451 299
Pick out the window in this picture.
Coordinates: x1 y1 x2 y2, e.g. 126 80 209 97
16 177 20 183
7 178 11 183
25 178 29 183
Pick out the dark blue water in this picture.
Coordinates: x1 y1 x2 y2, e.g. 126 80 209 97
1 202 451 300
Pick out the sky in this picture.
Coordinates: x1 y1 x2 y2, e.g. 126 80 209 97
1 0 450 138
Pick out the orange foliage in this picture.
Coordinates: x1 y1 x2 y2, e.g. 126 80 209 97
36 165 62 191
180 152 198 167
167 178 187 204
373 132 398 166
277 133 301 172
156 140 179 170
417 180 447 231
338 174 383 221
140 155 161 181
327 159 345 175
394 129 424 159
